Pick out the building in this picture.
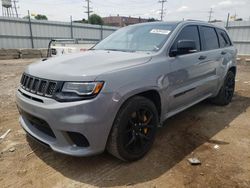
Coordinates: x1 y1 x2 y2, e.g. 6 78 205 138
102 15 153 27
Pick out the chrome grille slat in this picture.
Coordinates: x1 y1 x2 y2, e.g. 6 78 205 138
31 79 39 93
23 75 28 88
20 74 25 85
36 79 42 94
20 74 58 98
27 77 33 90
37 80 47 95
25 76 30 88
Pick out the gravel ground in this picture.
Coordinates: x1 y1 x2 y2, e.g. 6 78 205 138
0 59 250 188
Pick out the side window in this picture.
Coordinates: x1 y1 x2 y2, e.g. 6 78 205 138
200 26 219 50
216 28 232 48
171 25 200 52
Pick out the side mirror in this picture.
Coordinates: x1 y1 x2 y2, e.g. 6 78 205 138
170 40 197 57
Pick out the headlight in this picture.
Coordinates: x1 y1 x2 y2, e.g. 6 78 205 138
55 81 104 102
62 82 104 95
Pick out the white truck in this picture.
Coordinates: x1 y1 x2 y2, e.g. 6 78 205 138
47 39 96 57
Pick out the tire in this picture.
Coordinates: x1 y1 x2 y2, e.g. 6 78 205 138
210 71 235 106
107 96 159 161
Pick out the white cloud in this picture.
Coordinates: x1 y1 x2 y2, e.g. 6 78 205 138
177 6 189 12
217 0 246 7
218 0 233 6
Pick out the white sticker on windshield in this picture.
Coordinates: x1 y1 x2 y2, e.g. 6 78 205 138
150 29 171 35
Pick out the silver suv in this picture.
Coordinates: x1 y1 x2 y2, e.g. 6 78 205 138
16 21 237 161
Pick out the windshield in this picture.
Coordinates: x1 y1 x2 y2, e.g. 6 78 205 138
94 23 177 52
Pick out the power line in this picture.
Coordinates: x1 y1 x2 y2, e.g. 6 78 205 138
208 8 214 22
84 0 93 21
158 0 167 21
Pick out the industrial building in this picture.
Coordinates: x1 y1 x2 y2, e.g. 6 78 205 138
102 15 151 27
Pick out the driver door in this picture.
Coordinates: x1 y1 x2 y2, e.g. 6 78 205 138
167 25 211 112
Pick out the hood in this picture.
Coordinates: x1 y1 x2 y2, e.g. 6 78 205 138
25 50 152 81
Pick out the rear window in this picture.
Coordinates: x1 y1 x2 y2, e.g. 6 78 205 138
216 28 232 48
200 26 219 51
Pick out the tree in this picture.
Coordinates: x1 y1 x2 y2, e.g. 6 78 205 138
35 14 48 20
22 15 30 19
148 18 157 22
88 14 103 25
148 18 159 22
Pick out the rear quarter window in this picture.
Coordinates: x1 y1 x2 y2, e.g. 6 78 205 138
216 28 232 48
200 26 219 51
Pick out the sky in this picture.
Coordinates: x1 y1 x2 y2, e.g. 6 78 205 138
1 0 250 22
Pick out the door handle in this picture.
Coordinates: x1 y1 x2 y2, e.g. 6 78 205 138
221 51 227 55
198 55 207 60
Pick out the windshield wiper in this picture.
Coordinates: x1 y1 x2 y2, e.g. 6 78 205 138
104 49 135 53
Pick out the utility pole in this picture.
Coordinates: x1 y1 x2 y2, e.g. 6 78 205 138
27 10 34 48
84 0 93 22
226 13 230 29
158 0 167 21
70 16 73 39
208 8 214 22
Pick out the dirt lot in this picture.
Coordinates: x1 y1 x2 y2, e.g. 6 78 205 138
0 59 250 188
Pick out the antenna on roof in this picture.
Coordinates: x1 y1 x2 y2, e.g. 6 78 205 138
208 8 214 22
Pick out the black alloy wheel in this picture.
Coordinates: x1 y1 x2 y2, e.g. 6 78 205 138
107 96 158 161
123 108 155 155
210 71 235 106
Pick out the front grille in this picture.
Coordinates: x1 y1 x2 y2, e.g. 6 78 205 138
20 74 58 98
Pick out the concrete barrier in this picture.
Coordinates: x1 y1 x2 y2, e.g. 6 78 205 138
0 48 48 60
20 49 42 59
0 49 20 60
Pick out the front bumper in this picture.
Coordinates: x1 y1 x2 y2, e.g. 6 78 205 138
16 87 118 156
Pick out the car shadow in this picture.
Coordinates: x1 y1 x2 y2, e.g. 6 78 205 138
27 93 250 187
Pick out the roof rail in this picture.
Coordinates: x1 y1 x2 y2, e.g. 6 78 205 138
185 19 207 22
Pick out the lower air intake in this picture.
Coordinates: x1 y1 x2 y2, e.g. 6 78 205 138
67 132 90 147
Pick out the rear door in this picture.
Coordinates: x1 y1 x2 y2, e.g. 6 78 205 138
215 28 236 78
198 26 222 94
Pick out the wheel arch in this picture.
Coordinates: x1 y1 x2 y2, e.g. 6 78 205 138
118 88 162 121
136 90 162 119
